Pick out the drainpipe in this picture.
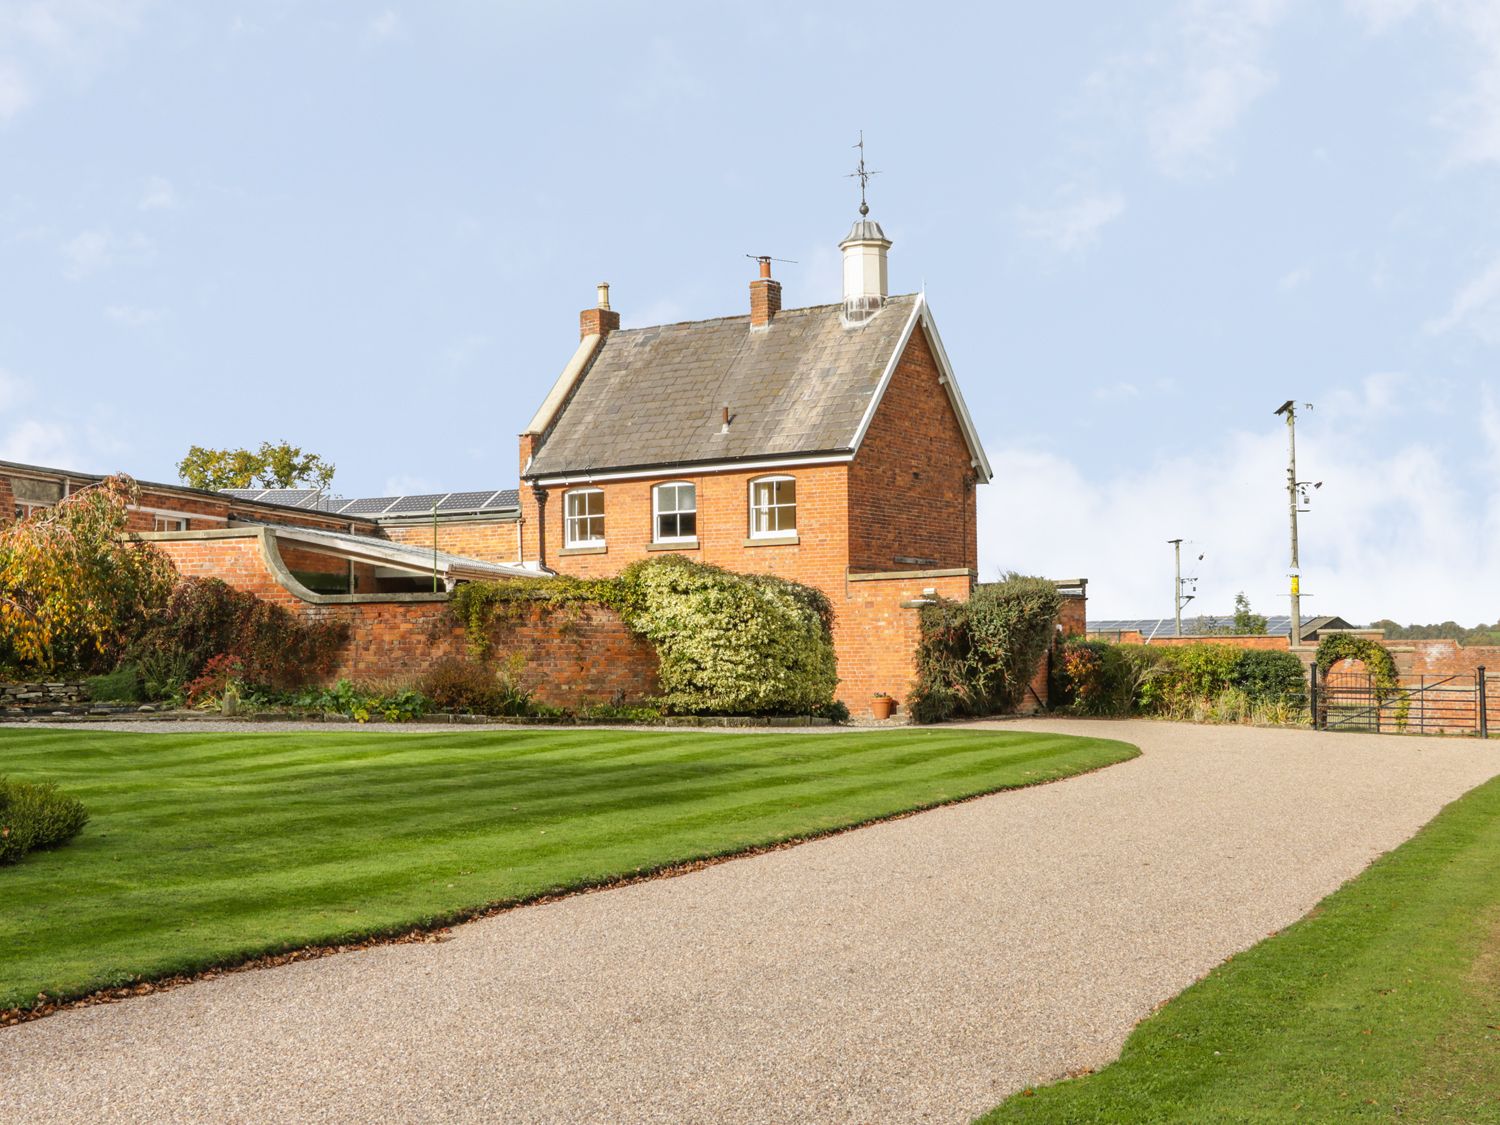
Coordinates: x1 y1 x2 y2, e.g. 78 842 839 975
532 484 548 569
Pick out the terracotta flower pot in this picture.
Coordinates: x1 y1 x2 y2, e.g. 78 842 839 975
871 696 895 720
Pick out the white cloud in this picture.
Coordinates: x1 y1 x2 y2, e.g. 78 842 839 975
0 1 149 124
60 228 151 279
980 377 1500 624
1083 0 1288 177
105 303 163 327
1147 0 1288 175
1277 265 1312 291
0 366 32 411
138 174 176 210
382 475 440 496
1425 254 1500 339
0 418 79 465
1016 192 1127 254
1345 0 1427 32
1092 382 1140 403
366 10 399 40
0 59 31 120
61 229 111 278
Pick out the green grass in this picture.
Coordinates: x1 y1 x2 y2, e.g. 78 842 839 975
980 772 1500 1124
0 725 1134 1012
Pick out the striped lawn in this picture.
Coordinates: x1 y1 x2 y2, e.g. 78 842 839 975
0 725 1135 1011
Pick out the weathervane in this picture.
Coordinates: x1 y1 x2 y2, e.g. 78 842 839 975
847 130 880 217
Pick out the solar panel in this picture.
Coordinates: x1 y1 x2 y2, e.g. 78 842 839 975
386 493 450 514
438 490 499 512
338 496 400 515
488 489 520 509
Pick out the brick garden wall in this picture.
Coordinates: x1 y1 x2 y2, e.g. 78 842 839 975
149 530 657 708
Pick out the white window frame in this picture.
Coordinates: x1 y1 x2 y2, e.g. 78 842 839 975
12 501 50 521
748 475 797 538
652 481 697 543
153 515 188 532
563 487 605 548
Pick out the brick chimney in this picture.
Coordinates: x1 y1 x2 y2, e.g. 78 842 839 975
579 282 620 340
749 257 782 329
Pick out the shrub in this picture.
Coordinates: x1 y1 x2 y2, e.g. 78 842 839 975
0 778 89 865
289 679 432 723
908 574 1061 723
130 577 348 698
1054 639 1162 716
182 653 246 708
1232 649 1307 709
0 475 177 674
420 656 534 716
617 556 838 716
84 663 145 703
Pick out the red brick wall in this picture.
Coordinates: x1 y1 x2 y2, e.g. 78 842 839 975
838 572 974 711
846 325 978 574
382 519 520 564
150 532 656 708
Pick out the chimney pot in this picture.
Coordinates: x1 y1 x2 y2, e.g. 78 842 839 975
749 261 782 329
579 283 621 340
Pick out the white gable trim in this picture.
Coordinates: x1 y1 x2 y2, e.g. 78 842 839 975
847 294 993 484
524 332 605 448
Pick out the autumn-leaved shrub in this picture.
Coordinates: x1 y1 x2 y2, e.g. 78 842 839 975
129 577 347 698
0 778 89 865
0 475 177 673
420 655 534 716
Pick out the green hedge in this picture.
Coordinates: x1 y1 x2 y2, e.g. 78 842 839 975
908 574 1062 724
0 778 89 865
1057 640 1308 722
448 556 839 717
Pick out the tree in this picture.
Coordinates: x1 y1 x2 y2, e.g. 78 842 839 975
0 475 178 672
177 441 335 491
1233 592 1268 635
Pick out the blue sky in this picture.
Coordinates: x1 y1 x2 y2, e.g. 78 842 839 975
1 1 1497 624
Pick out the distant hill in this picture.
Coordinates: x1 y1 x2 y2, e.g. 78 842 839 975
1368 620 1500 646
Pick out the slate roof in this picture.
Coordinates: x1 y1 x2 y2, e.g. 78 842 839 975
525 295 922 478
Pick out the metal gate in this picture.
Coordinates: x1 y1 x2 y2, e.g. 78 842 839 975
1312 665 1492 737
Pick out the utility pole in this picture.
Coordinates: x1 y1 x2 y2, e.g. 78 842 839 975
1168 538 1185 636
1275 400 1305 647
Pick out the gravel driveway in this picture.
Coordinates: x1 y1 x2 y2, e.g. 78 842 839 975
3 718 1497 1123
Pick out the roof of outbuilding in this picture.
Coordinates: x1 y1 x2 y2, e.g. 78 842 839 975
524 294 926 479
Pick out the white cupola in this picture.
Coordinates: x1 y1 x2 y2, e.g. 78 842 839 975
840 217 891 325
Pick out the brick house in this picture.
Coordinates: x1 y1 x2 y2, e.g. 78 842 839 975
515 214 993 715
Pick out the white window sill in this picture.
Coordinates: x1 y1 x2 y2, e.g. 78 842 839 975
743 534 799 547
647 539 699 551
559 544 607 556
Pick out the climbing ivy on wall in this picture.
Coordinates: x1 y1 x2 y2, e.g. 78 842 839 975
448 557 838 716
1316 633 1401 702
